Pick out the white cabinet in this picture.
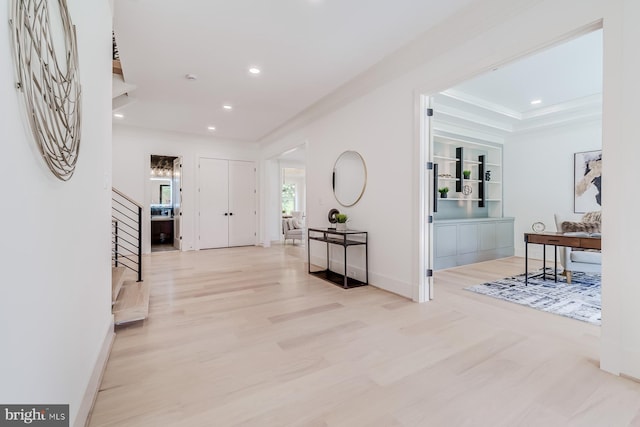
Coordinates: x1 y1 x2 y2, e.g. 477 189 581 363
198 158 256 249
434 218 515 270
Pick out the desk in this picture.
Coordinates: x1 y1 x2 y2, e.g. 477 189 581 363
524 232 601 285
307 228 368 289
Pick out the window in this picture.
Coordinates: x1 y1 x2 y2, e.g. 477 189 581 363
282 183 296 214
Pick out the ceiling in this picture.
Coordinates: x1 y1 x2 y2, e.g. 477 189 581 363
112 0 479 142
433 29 603 138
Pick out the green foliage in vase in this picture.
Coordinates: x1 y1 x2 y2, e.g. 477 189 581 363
335 213 348 223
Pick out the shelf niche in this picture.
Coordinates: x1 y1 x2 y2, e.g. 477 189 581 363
433 135 503 220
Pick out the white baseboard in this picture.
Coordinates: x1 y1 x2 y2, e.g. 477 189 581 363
369 271 413 299
309 255 413 299
76 317 115 427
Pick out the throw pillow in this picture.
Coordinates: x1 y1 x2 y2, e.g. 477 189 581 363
582 211 601 224
561 221 600 233
286 218 295 230
292 218 303 229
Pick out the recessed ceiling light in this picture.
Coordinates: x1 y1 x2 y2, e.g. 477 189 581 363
207 126 216 131
223 105 233 110
530 99 542 105
185 74 198 80
113 113 124 118
248 67 261 75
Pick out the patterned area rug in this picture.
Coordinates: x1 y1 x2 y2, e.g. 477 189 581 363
466 270 601 325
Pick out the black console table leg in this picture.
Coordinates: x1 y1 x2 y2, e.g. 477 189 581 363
525 241 529 285
344 244 348 289
307 230 311 273
326 235 330 272
554 245 558 282
543 244 546 278
365 241 369 285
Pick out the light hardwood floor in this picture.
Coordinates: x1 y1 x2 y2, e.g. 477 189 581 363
89 246 640 426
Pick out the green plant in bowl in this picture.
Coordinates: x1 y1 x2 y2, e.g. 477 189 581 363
335 213 348 223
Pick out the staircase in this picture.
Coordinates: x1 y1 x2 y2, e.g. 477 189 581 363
112 188 149 325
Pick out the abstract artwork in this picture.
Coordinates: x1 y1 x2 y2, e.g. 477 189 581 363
9 0 82 181
574 150 602 213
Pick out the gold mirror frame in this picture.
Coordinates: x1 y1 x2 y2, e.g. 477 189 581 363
332 151 367 207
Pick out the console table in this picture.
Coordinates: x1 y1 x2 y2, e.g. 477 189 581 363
307 228 368 289
524 232 601 285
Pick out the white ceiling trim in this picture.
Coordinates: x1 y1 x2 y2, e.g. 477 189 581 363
433 126 506 145
513 109 602 135
521 93 601 120
435 104 516 133
435 90 602 138
440 89 523 120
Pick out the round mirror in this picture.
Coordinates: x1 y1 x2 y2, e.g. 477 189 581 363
333 151 367 207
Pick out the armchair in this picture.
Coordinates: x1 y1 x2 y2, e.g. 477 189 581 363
554 212 602 283
282 217 305 245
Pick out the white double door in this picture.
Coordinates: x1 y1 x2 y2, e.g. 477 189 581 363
199 158 256 249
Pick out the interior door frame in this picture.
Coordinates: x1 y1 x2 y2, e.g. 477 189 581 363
173 156 183 250
416 95 434 303
147 152 181 254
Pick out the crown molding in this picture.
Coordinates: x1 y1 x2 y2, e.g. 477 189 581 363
521 93 601 120
440 89 522 120
435 90 602 137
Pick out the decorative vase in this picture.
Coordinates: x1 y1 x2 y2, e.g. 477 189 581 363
485 170 491 181
463 173 471 180
440 193 448 198
336 222 347 231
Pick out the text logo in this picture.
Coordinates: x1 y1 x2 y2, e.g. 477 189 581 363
0 405 68 426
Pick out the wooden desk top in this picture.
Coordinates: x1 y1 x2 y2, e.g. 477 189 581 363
524 232 601 250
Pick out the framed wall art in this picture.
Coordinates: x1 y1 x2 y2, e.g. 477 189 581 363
574 150 602 213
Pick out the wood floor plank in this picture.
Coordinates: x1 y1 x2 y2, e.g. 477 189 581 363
268 302 344 324
89 247 640 427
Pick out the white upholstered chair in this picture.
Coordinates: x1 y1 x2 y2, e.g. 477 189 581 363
282 217 304 245
554 213 602 283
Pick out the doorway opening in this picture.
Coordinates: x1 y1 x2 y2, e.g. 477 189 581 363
150 155 182 253
421 29 603 305
273 145 306 246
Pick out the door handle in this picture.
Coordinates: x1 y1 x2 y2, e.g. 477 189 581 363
224 213 228 216
229 212 234 216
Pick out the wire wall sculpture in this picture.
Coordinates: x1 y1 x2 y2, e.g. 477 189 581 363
9 0 82 181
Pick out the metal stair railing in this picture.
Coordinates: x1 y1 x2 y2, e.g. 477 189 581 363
112 187 143 282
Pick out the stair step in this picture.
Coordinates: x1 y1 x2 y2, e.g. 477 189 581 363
113 280 150 325
112 266 127 304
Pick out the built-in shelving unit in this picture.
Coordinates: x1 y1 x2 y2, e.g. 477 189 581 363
433 135 503 219
432 134 512 269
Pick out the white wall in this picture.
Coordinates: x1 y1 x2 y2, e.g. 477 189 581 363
262 159 281 245
112 125 259 253
504 120 602 258
600 0 640 379
0 1 113 425
264 79 417 297
260 0 640 378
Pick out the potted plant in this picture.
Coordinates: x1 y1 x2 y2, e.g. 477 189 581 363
463 170 471 179
335 213 348 231
438 187 449 198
